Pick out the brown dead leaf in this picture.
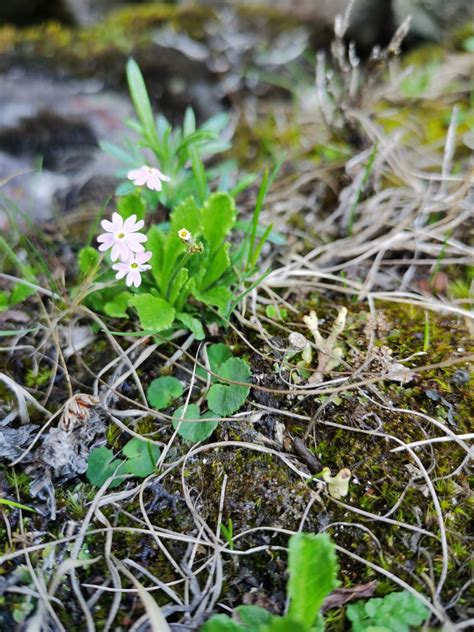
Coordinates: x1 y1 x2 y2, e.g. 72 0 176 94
322 580 377 611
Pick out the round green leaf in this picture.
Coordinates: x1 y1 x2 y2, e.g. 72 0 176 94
172 404 219 443
78 246 100 275
104 291 132 318
206 357 251 416
129 294 175 331
86 446 128 489
122 438 160 478
147 376 183 410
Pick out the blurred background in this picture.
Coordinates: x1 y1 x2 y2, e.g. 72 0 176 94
0 0 472 225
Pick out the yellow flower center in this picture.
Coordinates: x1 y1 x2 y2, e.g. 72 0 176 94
131 263 138 269
117 232 125 239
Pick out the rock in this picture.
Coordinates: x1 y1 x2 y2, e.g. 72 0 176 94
393 0 473 42
0 110 97 171
0 0 74 26
0 70 133 223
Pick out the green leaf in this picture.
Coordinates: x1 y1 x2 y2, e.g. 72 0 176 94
208 343 234 373
346 591 430 632
104 291 132 318
170 196 202 235
206 357 251 416
129 294 175 331
78 247 100 275
172 405 219 443
147 376 183 410
262 617 309 632
287 533 339 628
201 242 231 289
0 291 9 311
168 268 190 306
0 498 37 513
197 342 233 383
86 447 128 489
265 305 288 321
201 614 243 632
9 282 36 306
122 438 160 478
236 605 273 627
183 107 196 136
117 193 146 221
190 147 208 202
99 140 137 166
126 59 158 146
201 193 236 253
176 312 205 340
193 285 234 313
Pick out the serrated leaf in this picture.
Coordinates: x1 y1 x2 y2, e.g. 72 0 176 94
201 614 243 632
193 285 234 313
262 617 309 632
129 294 175 331
172 405 219 443
201 242 231 289
170 196 202 235
104 291 132 318
168 268 189 306
78 247 100 275
206 357 251 416
196 342 233 383
147 376 183 410
287 533 339 628
117 193 146 221
176 313 205 340
346 591 430 632
236 605 273 627
86 447 128 489
9 282 36 306
122 438 160 478
201 193 236 253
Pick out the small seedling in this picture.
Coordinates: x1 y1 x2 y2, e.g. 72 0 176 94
86 438 161 488
346 590 430 632
202 532 339 631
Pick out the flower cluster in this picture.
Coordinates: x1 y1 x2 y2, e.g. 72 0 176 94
97 166 170 287
97 213 151 287
128 165 170 191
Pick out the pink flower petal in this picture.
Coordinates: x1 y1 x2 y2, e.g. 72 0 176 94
114 267 127 280
156 169 171 182
127 234 147 252
147 175 162 191
97 233 114 247
135 250 152 264
101 218 115 232
128 169 147 186
111 212 123 231
111 243 122 262
123 215 144 232
118 241 131 260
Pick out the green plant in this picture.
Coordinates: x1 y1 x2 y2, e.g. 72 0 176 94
202 532 339 632
147 375 184 410
146 343 252 443
81 60 277 337
346 591 430 632
86 437 160 488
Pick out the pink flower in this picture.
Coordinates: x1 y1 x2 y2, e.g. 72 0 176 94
97 212 147 261
127 165 171 191
112 251 152 288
